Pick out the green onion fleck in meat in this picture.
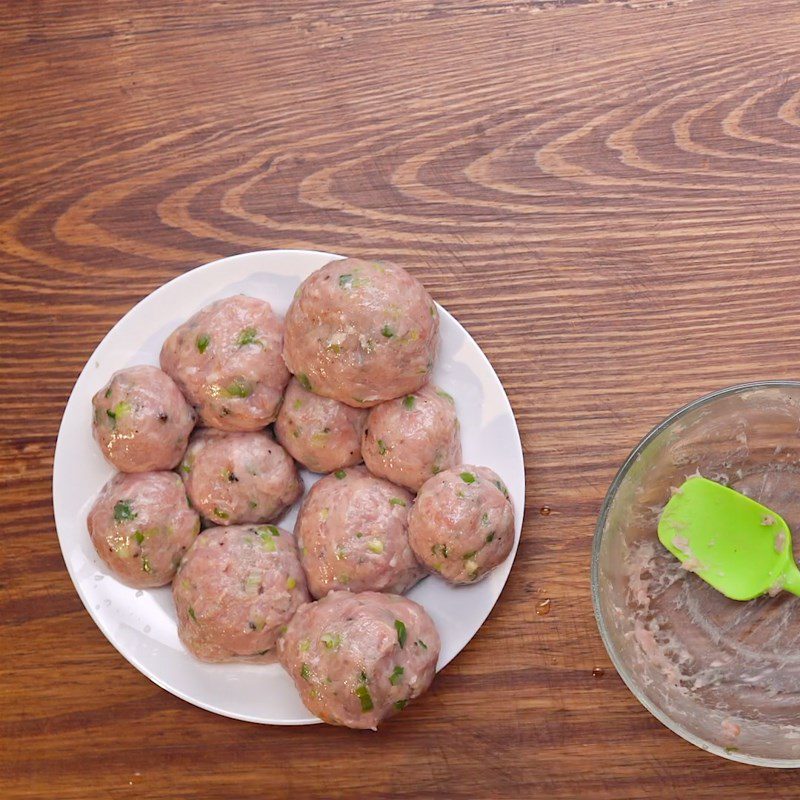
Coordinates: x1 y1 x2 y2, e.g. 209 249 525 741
389 665 405 685
355 683 373 712
224 379 252 398
394 619 407 648
236 327 260 347
320 633 340 649
113 500 136 522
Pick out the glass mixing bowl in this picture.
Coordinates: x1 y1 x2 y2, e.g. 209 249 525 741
593 381 800 767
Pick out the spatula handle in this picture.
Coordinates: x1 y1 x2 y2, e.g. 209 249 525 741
781 561 800 598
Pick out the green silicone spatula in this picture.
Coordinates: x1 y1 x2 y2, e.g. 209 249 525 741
657 476 800 600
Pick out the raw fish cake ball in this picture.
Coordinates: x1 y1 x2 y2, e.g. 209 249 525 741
283 258 439 408
180 429 302 526
173 525 310 662
278 591 440 729
408 465 514 584
274 377 367 473
294 466 424 598
87 471 200 588
362 383 461 492
160 294 289 431
92 364 196 472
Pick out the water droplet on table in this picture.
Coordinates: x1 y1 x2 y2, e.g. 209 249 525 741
539 506 551 516
536 598 551 616
592 667 605 678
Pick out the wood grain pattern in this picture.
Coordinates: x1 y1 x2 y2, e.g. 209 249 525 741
3 0 800 796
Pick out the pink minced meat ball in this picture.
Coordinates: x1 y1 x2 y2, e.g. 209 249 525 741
408 465 515 584
274 377 367 473
173 525 310 662
180 429 302 526
87 471 200 588
282 258 439 408
160 294 289 431
362 384 461 492
294 466 424 598
91 364 196 472
278 590 440 729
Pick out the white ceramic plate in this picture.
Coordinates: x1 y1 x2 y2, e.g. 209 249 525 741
52 249 525 725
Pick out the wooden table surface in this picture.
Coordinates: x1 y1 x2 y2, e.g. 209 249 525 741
3 1 800 796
